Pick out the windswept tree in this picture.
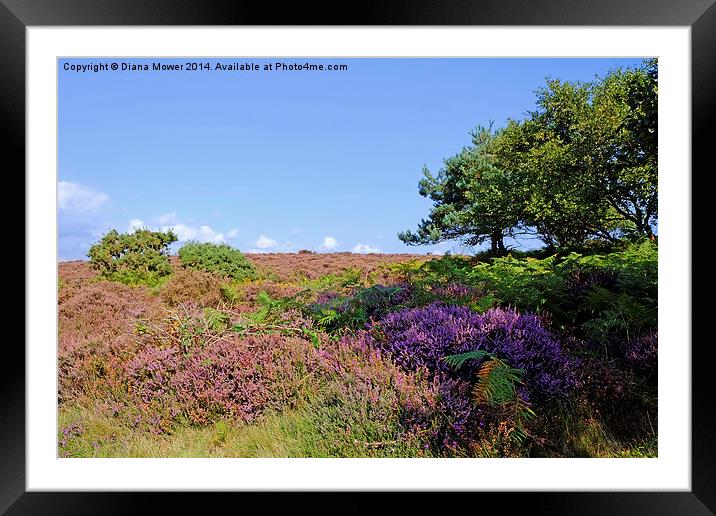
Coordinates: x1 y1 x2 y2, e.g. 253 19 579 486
399 127 522 254
495 59 658 246
402 59 658 252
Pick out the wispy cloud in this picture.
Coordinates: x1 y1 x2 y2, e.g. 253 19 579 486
127 218 145 232
155 212 178 225
58 181 111 260
58 181 109 214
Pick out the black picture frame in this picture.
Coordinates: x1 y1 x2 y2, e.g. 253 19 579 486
6 1 713 514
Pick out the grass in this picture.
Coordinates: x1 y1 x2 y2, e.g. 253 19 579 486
58 400 433 458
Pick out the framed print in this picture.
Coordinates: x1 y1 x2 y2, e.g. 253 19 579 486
7 0 714 513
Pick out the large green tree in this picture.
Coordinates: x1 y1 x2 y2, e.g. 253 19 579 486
401 59 658 252
495 59 658 246
399 127 522 253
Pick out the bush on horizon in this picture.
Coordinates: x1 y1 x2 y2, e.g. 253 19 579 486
87 228 177 286
178 241 257 282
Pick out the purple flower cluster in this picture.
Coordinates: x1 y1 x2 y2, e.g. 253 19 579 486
430 282 481 301
122 335 316 428
368 303 578 399
314 335 482 454
59 421 84 448
623 331 657 372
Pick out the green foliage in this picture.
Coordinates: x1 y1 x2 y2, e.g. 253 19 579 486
203 307 231 332
310 284 411 332
299 268 363 292
178 241 256 281
405 241 657 352
399 126 521 253
247 291 300 325
225 291 321 347
87 228 177 286
445 349 535 444
401 59 658 251
493 59 657 246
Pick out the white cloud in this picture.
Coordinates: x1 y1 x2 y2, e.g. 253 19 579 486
160 223 225 244
321 236 339 251
255 234 278 249
127 219 145 232
126 214 229 244
58 181 109 213
226 228 239 239
58 182 112 259
352 243 382 254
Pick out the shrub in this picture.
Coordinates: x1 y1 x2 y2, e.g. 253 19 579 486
369 303 578 400
123 332 317 429
160 268 224 307
311 336 479 456
87 229 177 286
622 331 658 374
178 242 256 281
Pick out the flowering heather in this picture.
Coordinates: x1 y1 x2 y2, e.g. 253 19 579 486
58 280 163 402
429 282 482 302
563 268 618 298
160 268 224 308
243 252 434 282
58 260 99 284
123 334 317 428
237 279 305 306
312 335 480 455
623 331 658 372
57 248 656 458
369 303 578 399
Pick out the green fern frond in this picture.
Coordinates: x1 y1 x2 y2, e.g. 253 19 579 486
443 349 492 370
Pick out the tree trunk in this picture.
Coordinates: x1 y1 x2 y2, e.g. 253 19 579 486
490 232 506 255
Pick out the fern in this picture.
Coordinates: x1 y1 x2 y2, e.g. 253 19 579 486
317 308 340 329
473 358 525 406
444 349 535 444
443 349 492 370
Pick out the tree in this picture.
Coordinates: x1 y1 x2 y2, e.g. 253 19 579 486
401 59 658 252
495 59 658 246
398 127 522 254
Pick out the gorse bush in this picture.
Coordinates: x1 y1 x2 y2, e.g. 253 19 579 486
87 229 177 286
178 241 256 281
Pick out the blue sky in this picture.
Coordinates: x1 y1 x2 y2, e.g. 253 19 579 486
58 57 645 260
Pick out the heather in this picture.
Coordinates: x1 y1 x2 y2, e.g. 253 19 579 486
58 245 657 458
369 304 578 400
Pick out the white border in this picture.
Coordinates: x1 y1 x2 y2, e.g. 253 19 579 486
27 27 691 491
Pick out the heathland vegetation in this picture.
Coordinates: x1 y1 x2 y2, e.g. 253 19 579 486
58 60 657 457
